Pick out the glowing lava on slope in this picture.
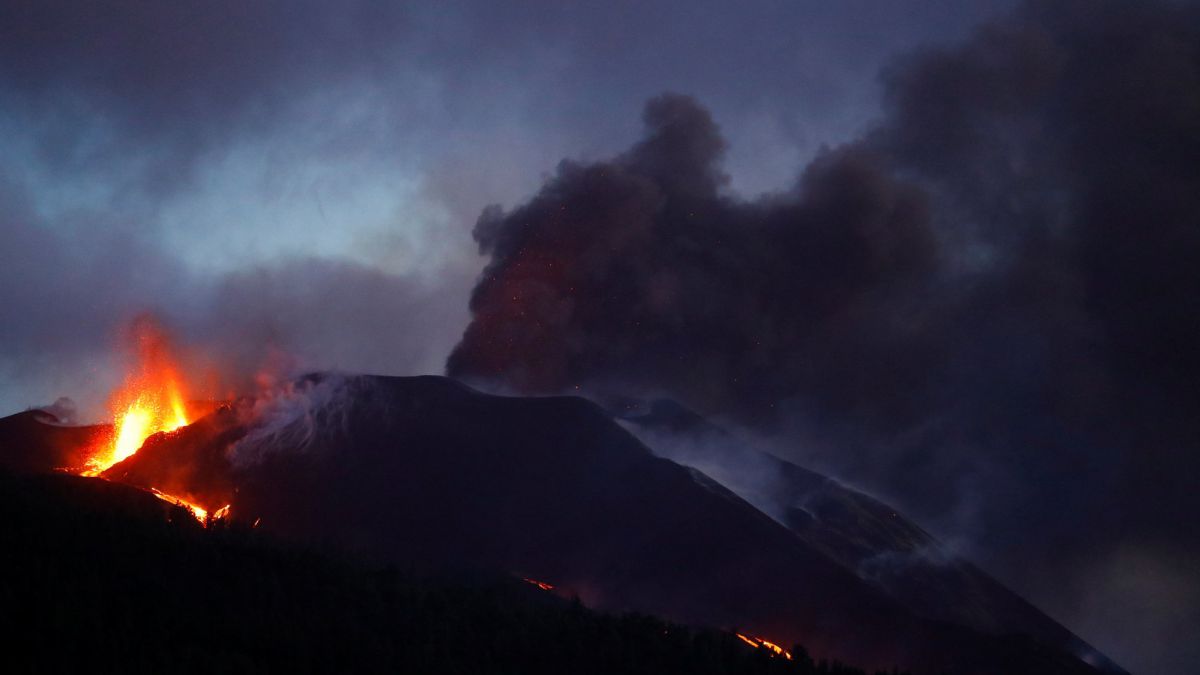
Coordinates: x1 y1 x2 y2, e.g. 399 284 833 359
736 633 792 660
84 371 189 476
149 488 229 524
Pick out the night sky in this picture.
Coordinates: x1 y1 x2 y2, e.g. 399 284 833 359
2 2 1197 673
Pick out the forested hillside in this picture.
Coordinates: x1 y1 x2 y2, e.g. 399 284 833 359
0 470 900 675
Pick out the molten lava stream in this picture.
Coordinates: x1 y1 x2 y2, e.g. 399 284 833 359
522 578 555 591
149 488 229 524
736 633 792 660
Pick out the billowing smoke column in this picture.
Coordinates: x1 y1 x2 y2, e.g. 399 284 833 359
450 0 1200 431
447 93 941 429
448 2 1200 671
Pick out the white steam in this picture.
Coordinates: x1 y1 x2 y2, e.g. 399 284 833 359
229 374 358 467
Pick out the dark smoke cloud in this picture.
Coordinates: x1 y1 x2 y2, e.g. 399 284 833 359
0 0 1018 411
448 93 942 429
862 6 1200 670
0 0 1009 412
447 2 1200 672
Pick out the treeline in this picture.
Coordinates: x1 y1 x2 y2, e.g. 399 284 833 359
0 470 907 675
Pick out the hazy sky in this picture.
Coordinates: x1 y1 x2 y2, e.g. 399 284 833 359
0 0 1011 414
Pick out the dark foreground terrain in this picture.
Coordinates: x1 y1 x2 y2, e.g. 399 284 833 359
0 468 895 675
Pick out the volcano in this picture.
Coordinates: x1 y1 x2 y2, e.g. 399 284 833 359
1 374 1120 674
619 400 1125 673
0 409 110 473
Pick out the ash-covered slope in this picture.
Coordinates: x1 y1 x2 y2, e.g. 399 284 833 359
619 400 1124 674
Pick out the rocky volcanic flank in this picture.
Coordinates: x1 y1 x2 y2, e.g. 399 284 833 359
2 374 1120 674
618 400 1123 673
0 409 110 473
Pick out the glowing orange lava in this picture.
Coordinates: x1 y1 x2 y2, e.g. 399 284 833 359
522 578 555 591
84 317 192 475
149 488 229 524
736 633 792 660
77 317 225 526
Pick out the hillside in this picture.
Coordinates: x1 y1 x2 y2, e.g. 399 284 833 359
85 374 1106 674
619 401 1123 673
1 467 918 674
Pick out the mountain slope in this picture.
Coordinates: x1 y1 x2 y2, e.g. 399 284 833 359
0 409 109 473
95 374 1105 674
0 468 906 675
619 399 1124 674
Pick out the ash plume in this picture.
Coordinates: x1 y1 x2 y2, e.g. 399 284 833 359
447 2 1200 672
447 93 941 429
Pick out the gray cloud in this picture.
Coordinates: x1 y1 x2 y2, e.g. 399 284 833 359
0 0 1012 200
191 256 470 392
0 168 465 420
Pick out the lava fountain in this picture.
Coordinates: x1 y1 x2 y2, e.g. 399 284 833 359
77 317 227 524
84 317 192 475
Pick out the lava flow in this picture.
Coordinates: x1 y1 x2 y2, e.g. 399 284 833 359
522 578 555 591
736 633 792 660
79 318 225 525
150 489 229 524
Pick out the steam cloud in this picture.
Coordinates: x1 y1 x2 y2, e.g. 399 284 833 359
229 374 359 467
447 2 1200 672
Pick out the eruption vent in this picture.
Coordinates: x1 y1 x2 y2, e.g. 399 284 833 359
85 318 192 475
73 317 225 525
